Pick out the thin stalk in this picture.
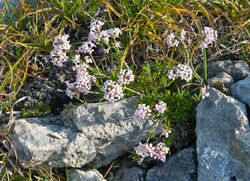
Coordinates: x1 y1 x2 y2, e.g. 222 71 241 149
202 48 207 84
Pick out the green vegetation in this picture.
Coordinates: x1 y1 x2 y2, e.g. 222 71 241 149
0 0 249 179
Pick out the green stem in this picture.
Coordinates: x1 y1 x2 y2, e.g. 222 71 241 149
202 48 207 84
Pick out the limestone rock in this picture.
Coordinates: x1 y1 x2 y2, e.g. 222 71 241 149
196 88 250 180
208 72 234 88
11 117 96 168
207 60 250 81
61 97 158 168
231 76 250 104
112 162 146 181
146 146 197 181
69 169 106 181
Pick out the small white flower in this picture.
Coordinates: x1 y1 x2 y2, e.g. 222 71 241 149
201 85 210 99
200 26 217 49
103 80 124 102
164 32 179 47
167 64 193 82
180 29 186 40
134 142 169 162
154 101 167 114
118 69 135 84
84 56 92 63
176 64 193 82
160 130 172 138
78 41 96 54
134 104 152 119
50 34 71 67
167 69 177 80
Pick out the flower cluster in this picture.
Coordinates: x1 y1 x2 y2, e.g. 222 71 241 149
102 80 124 102
66 55 96 99
164 32 179 47
50 34 71 67
160 130 172 138
134 104 152 119
103 69 134 102
78 41 96 54
201 85 210 99
134 142 170 162
135 100 166 119
154 101 167 114
167 64 193 82
118 69 135 84
79 20 122 55
200 26 218 49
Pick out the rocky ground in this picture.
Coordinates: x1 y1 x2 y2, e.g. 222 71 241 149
2 59 249 180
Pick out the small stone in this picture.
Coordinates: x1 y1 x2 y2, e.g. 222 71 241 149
68 169 106 181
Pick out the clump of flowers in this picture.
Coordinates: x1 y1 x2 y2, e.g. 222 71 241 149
102 80 124 102
118 69 135 84
79 19 122 56
200 26 218 49
65 55 96 99
134 142 170 162
164 32 179 47
50 34 71 67
102 68 134 102
160 130 172 138
134 104 152 119
167 64 193 82
154 101 167 114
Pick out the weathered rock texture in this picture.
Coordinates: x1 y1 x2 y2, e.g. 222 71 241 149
11 97 157 168
231 76 250 105
146 146 197 181
68 169 106 181
196 88 250 180
61 97 157 167
11 117 96 168
208 72 234 88
207 60 250 81
113 165 145 181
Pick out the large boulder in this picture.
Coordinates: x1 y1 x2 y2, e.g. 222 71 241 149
231 76 250 105
10 117 96 168
11 97 157 168
196 88 250 180
146 146 197 181
61 97 158 168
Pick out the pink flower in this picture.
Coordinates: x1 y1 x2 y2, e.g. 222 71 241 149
134 104 152 119
102 80 124 102
118 69 135 84
154 101 167 114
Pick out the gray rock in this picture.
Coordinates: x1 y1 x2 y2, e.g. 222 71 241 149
11 117 96 168
208 72 234 88
196 88 250 180
146 146 197 181
208 60 250 81
231 76 250 104
61 97 158 168
112 162 145 181
68 169 106 181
